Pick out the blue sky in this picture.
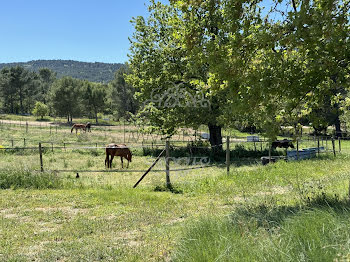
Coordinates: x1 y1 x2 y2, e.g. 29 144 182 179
0 0 276 64
0 0 157 64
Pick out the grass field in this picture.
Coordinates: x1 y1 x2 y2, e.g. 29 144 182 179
1 117 350 261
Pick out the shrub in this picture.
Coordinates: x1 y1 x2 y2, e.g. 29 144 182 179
32 101 49 120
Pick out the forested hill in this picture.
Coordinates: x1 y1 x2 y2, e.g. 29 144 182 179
0 60 124 82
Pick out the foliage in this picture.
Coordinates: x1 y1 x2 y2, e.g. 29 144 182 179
81 81 107 123
32 101 49 119
0 60 123 83
108 65 138 120
0 66 40 114
49 76 82 122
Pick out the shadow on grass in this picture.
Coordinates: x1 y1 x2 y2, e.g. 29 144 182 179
231 193 348 229
153 184 183 194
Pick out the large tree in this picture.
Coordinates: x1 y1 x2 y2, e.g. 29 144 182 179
109 65 138 120
128 0 261 148
82 81 107 123
49 76 82 123
38 68 56 104
0 66 39 114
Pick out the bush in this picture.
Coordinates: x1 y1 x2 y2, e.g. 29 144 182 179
32 101 49 120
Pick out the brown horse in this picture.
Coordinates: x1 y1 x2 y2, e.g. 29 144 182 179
86 122 91 132
105 143 132 168
271 139 295 149
71 123 90 133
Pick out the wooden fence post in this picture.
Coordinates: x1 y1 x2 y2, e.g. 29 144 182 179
11 140 14 148
165 140 171 188
226 136 230 174
23 138 26 148
253 140 256 152
39 143 44 172
332 138 336 157
296 139 299 160
26 121 28 133
123 120 126 143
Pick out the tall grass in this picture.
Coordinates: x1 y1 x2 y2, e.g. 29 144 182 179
0 169 65 189
172 196 350 262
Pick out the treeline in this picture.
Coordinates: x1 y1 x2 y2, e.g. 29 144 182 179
0 65 138 123
0 60 123 83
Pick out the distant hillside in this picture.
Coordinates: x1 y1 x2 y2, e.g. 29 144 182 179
0 60 124 82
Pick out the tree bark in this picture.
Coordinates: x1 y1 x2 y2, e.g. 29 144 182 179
208 124 223 151
95 110 98 124
334 115 342 138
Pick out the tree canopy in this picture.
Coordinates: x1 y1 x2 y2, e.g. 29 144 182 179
128 0 350 142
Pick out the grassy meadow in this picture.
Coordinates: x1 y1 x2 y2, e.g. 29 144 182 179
1 117 350 261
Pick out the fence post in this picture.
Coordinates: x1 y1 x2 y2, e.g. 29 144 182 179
123 120 126 143
26 121 28 133
226 136 230 174
64 143 66 151
317 137 320 156
39 143 44 172
338 137 341 152
11 140 14 148
332 138 336 157
296 139 299 160
23 138 26 148
51 142 53 152
165 140 171 188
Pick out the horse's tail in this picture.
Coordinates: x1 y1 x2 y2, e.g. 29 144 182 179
128 149 132 162
71 125 75 133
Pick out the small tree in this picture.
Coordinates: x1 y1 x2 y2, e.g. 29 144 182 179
32 101 49 119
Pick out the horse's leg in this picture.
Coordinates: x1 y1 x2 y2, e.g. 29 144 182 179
105 153 109 168
127 159 129 168
110 155 114 168
120 157 124 169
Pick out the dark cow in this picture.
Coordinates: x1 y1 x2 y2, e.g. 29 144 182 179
271 139 295 149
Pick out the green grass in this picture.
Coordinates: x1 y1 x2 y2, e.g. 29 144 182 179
1 118 350 261
172 196 350 262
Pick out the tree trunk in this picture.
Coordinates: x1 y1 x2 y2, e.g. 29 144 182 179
334 115 342 138
208 124 223 151
95 108 98 124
